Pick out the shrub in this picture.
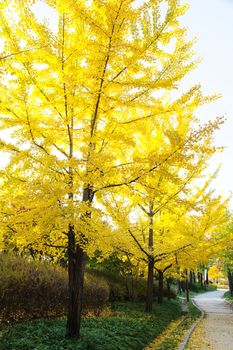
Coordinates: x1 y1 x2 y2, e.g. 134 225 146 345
87 269 127 302
189 282 217 293
0 253 109 325
86 268 176 303
83 273 110 315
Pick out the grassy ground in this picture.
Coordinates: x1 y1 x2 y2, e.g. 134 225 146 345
0 300 181 350
145 300 202 350
178 283 217 299
224 291 233 303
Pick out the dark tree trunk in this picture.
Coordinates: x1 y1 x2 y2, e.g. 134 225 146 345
66 186 93 338
200 272 204 289
205 269 209 285
185 270 189 302
193 271 196 283
198 272 204 289
166 278 171 300
189 271 193 291
145 257 154 312
145 209 154 312
197 272 200 284
228 270 233 296
66 226 86 338
157 269 164 304
181 280 185 292
177 280 182 295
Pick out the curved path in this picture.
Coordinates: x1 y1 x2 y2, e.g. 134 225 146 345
187 289 233 349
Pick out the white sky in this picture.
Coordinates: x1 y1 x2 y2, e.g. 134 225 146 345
1 0 233 205
181 0 233 206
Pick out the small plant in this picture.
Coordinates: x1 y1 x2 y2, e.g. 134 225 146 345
224 291 233 303
0 300 181 350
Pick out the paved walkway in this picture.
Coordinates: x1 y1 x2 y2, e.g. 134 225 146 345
187 289 233 350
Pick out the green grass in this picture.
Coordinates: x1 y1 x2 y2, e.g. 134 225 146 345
191 283 217 294
0 301 181 350
187 301 202 319
178 284 217 298
224 291 233 303
148 300 201 350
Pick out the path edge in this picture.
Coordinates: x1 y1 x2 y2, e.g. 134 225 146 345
177 298 205 350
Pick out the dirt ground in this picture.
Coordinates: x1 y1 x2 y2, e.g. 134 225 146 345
186 289 233 350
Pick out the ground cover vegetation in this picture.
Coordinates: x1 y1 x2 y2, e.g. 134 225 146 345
0 255 224 349
0 0 231 343
224 291 233 303
0 296 181 350
145 300 201 350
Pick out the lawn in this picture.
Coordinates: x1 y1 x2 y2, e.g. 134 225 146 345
0 301 181 350
224 291 233 303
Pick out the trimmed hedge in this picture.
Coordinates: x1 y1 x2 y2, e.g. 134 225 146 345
0 253 109 325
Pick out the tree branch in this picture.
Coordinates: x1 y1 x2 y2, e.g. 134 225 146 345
128 228 150 258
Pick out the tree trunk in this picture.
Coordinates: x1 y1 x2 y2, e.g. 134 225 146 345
177 280 182 295
200 272 204 289
197 271 200 284
66 225 86 338
228 270 233 296
157 269 164 304
205 269 209 285
189 271 193 291
66 186 94 338
66 187 92 338
145 208 154 312
181 280 185 292
145 257 154 312
166 278 171 300
193 271 196 283
185 270 189 302
198 272 204 289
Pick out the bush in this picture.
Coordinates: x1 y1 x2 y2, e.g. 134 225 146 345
87 268 176 303
83 273 110 314
224 291 233 302
0 253 109 325
189 282 217 293
87 269 128 302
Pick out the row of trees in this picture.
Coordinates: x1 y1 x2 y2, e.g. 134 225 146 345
0 0 230 338
220 223 233 295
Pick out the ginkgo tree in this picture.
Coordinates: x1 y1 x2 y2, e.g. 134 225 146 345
99 94 226 311
0 0 226 339
102 167 229 311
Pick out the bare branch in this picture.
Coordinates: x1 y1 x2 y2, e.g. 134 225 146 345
138 204 149 216
128 228 150 258
44 243 66 249
0 46 48 61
